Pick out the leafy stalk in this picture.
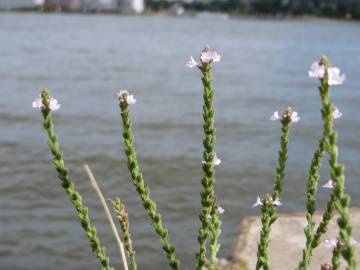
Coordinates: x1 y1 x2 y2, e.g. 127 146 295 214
318 58 357 270
255 195 273 270
306 57 356 270
332 242 341 270
297 136 326 270
297 82 329 269
195 49 221 270
38 89 114 270
256 108 294 270
118 92 180 270
112 198 137 270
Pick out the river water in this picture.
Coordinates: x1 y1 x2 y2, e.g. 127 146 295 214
0 13 359 270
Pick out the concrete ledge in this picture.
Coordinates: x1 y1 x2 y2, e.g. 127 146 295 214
221 208 360 270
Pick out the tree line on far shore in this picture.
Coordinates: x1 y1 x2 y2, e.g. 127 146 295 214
147 0 360 19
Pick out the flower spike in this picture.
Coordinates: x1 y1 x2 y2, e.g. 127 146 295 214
117 90 136 105
270 107 300 124
187 47 221 72
32 95 61 111
200 50 221 64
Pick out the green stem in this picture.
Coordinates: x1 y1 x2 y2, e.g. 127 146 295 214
256 110 292 270
38 90 114 270
332 243 341 270
297 90 329 270
255 197 272 270
196 60 220 270
271 121 290 201
112 198 137 270
118 97 180 270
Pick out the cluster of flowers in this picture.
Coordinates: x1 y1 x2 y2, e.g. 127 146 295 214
186 49 221 68
309 62 345 85
32 95 61 111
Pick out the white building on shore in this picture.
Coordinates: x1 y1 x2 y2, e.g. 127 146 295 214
0 0 144 14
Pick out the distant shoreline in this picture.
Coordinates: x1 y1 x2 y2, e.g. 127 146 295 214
0 9 359 24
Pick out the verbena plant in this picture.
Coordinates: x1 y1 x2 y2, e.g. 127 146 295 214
33 47 357 270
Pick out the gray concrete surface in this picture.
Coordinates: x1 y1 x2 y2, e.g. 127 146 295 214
222 208 360 270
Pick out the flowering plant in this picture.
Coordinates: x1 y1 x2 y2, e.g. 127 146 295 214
33 48 356 270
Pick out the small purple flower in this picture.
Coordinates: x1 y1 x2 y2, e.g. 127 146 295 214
322 180 335 189
309 61 345 85
252 196 263 208
214 153 221 166
273 198 282 206
202 153 221 166
309 62 326 79
117 89 136 105
200 50 221 64
333 107 342 119
186 56 198 68
270 111 281 121
217 205 225 214
324 238 338 249
325 238 358 249
270 110 300 123
290 111 300 123
328 67 346 86
32 95 61 111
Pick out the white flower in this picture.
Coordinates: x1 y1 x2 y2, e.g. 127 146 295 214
32 97 43 109
252 196 263 208
217 205 225 214
32 95 61 111
200 50 221 64
186 56 198 68
309 62 326 79
328 67 345 86
322 180 335 189
214 153 221 166
270 110 300 123
117 89 136 105
202 153 221 166
126 95 136 105
49 98 61 111
273 198 282 206
333 107 342 119
270 111 281 121
290 111 300 123
325 238 358 249
324 238 338 249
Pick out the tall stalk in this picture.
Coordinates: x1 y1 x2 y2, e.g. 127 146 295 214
35 90 114 270
112 198 137 270
117 90 180 270
256 108 296 270
299 57 356 270
189 47 222 270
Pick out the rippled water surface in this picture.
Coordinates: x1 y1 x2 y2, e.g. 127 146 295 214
1 13 360 270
